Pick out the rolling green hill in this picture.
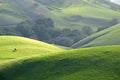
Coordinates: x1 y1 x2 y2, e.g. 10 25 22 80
0 36 64 62
0 1 120 80
71 23 120 48
0 45 120 80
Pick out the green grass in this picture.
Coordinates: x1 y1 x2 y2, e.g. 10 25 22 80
72 23 120 48
0 45 120 80
0 0 26 26
0 1 120 79
0 4 2 6
51 1 120 30
0 36 64 62
52 6 120 20
0 0 7 9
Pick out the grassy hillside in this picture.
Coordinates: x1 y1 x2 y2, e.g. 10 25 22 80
49 0 120 30
0 36 64 62
1 0 120 31
0 0 52 26
0 45 120 80
72 23 120 48
0 14 21 26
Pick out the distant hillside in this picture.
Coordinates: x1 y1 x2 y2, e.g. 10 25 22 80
0 0 53 26
0 45 120 80
0 36 64 62
0 0 120 30
49 0 120 30
71 23 120 48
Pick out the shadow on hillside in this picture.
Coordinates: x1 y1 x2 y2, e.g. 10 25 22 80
0 56 110 80
0 74 5 80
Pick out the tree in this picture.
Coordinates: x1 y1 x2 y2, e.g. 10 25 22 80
97 27 105 32
82 26 93 35
16 22 32 37
110 18 119 26
53 37 74 46
33 18 54 42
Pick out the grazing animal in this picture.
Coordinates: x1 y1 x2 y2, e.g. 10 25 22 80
12 48 17 52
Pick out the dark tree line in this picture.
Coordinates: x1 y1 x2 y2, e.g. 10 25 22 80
0 17 119 47
14 17 84 46
97 18 119 32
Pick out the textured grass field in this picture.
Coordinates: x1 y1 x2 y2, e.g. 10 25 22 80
0 45 120 80
0 36 64 62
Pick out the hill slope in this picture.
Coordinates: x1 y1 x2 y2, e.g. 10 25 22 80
1 0 120 31
49 0 120 30
71 23 120 48
0 36 64 62
0 45 120 80
0 0 53 26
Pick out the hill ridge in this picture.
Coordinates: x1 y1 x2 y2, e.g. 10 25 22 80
0 45 120 80
71 23 120 48
0 36 64 62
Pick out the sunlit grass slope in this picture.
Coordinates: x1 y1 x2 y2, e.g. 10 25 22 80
0 36 64 62
0 45 120 80
72 23 120 48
